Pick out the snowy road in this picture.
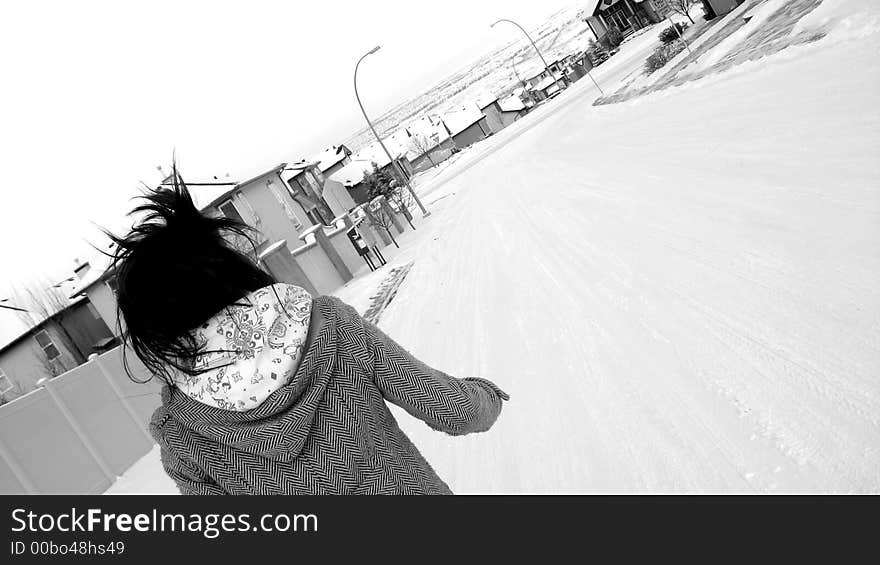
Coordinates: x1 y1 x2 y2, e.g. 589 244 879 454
375 25 880 493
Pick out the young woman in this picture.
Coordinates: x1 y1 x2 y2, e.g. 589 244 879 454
109 174 509 494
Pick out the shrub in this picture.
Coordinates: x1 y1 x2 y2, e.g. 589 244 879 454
586 39 610 66
644 41 686 75
658 23 689 45
598 26 624 52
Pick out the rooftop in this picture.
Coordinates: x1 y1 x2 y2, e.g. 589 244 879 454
328 159 383 187
311 145 351 172
499 95 526 113
442 106 485 136
0 294 90 353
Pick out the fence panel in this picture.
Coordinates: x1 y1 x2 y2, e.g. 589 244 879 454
53 364 153 476
0 344 163 494
0 387 112 494
97 347 163 424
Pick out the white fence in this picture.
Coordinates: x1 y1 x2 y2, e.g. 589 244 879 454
0 346 161 494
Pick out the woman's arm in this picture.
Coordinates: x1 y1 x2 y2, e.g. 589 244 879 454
359 312 510 436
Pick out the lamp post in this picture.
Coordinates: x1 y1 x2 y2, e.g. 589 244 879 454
511 56 525 88
491 18 566 95
491 18 604 97
354 46 430 217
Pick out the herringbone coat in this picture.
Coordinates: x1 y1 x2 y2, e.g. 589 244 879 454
151 295 509 494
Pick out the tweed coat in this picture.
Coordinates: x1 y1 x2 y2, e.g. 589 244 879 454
150 294 509 494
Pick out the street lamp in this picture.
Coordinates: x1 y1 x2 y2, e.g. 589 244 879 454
491 18 566 95
354 45 430 218
491 18 604 97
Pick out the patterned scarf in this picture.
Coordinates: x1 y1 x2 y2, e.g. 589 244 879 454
172 284 312 411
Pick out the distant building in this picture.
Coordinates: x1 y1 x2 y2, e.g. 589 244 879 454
701 0 745 19
328 150 414 206
443 106 492 149
523 68 551 90
584 0 672 40
479 95 528 134
283 161 336 226
397 115 457 172
530 75 565 102
0 293 115 402
312 144 353 179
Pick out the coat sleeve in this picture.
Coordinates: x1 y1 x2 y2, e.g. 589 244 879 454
355 308 510 436
151 409 228 495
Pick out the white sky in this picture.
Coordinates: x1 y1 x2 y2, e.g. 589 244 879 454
0 0 576 343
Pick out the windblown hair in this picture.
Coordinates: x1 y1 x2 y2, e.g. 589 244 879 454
108 168 275 384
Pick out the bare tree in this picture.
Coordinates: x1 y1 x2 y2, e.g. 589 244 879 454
362 199 400 249
408 131 438 169
9 277 70 327
666 0 697 25
7 278 82 375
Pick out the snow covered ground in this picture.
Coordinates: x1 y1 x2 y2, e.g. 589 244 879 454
108 0 880 494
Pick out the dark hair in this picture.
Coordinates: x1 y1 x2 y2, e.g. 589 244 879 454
108 168 275 384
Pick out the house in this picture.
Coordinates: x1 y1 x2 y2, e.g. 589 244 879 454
509 85 538 109
479 94 528 134
0 293 115 402
584 0 672 40
67 254 122 338
544 57 570 82
328 147 413 206
192 163 324 257
530 75 565 102
701 0 745 19
523 68 551 90
283 161 336 225
398 115 457 172
442 106 492 149
312 144 353 178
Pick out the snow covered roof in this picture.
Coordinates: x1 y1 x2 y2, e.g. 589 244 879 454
477 93 499 110
283 159 320 181
442 106 485 136
405 115 451 151
386 130 417 160
0 295 89 352
532 75 562 92
189 183 240 210
195 163 287 211
351 140 406 169
311 145 350 172
499 95 526 113
328 159 381 188
67 252 115 298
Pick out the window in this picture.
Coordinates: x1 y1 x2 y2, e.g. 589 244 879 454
0 368 13 394
34 330 61 361
218 200 245 224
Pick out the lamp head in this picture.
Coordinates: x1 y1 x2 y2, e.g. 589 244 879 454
368 45 381 55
